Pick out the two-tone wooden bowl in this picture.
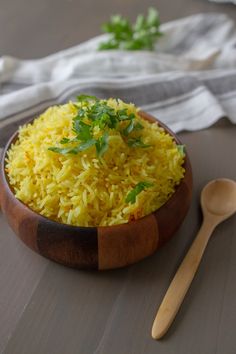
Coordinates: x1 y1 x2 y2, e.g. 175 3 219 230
0 112 192 270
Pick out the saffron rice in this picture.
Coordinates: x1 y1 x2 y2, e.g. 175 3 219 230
6 99 185 226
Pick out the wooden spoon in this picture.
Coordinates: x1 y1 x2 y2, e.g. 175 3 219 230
152 178 236 340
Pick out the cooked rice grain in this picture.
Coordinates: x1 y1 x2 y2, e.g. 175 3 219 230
6 100 185 226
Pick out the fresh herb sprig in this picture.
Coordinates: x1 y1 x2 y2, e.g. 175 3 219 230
48 94 149 158
127 137 151 148
98 8 163 51
177 145 185 156
125 181 154 204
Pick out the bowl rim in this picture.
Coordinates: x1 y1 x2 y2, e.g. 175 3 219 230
1 110 191 230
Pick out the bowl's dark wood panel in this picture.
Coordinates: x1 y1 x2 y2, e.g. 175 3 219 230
37 220 98 269
0 112 192 270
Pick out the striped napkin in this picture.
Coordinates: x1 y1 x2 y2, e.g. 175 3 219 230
0 13 236 149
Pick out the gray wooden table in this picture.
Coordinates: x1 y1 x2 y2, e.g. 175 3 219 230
0 1 236 353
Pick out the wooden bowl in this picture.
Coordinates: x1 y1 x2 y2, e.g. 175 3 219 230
0 111 192 270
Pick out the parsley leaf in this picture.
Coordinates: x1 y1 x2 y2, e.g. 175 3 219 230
133 122 144 131
95 132 109 158
76 108 86 118
85 101 119 130
48 139 97 155
60 137 70 144
48 95 148 158
127 137 151 148
72 120 92 141
117 109 130 121
48 146 76 155
125 181 154 204
98 8 163 51
76 139 97 152
122 118 135 136
77 94 98 103
177 145 185 155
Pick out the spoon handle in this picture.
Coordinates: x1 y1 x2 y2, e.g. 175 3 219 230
152 220 215 340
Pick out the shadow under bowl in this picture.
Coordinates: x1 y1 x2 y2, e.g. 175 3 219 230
0 111 192 270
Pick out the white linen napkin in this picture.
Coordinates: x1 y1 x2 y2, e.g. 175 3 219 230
0 13 236 148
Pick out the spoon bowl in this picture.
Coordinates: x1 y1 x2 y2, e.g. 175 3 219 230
201 178 236 218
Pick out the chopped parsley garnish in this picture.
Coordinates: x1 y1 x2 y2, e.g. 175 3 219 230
95 132 109 159
133 122 144 131
48 94 151 158
125 181 154 204
177 145 185 156
122 117 135 136
127 137 151 148
98 8 163 51
60 137 70 144
48 140 97 155
73 120 92 141
76 94 98 103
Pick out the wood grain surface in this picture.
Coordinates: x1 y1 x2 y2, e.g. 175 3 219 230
0 1 236 354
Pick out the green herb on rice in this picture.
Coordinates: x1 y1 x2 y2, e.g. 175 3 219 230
177 145 185 156
125 181 154 204
127 137 151 148
48 94 151 158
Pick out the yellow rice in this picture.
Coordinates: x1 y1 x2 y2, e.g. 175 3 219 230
5 99 185 226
